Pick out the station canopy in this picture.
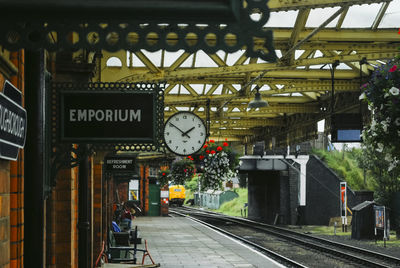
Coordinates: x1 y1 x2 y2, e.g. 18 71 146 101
1 0 399 147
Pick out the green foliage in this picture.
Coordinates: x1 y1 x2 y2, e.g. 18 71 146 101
157 169 170 187
360 55 400 172
169 158 195 185
185 175 199 192
312 148 373 191
214 188 248 217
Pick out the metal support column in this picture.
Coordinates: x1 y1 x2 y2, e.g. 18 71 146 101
78 144 91 268
24 49 46 267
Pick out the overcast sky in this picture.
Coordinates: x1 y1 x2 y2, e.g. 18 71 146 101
266 0 400 28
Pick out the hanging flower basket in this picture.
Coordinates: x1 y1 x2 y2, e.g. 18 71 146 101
157 169 170 187
360 55 400 171
169 158 195 185
192 139 239 190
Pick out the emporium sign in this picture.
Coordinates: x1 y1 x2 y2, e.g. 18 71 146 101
0 81 27 161
60 90 155 143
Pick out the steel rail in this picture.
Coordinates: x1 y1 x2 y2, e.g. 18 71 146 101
173 207 400 268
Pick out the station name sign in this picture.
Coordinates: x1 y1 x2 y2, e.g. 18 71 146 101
60 90 155 143
0 81 27 161
105 156 136 172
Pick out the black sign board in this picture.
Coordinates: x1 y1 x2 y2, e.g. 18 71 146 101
105 156 136 172
0 0 239 22
60 90 155 143
0 81 27 160
331 113 362 143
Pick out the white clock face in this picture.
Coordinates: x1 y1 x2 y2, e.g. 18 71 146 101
163 112 207 156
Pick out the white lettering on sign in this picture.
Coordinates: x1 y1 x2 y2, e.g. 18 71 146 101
113 164 126 169
69 109 141 122
0 104 25 139
106 159 133 164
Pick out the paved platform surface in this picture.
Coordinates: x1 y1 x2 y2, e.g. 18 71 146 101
125 215 285 268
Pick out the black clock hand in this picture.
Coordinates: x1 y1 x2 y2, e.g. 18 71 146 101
170 123 191 138
181 126 195 137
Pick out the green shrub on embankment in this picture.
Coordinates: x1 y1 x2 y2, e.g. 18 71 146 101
214 188 248 217
312 149 374 191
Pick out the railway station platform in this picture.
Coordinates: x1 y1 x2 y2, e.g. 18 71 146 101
104 216 285 268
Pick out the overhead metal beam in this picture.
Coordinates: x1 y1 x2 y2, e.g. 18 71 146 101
114 64 364 83
268 0 391 12
164 95 314 105
371 1 390 30
281 5 348 62
210 118 284 127
286 9 311 64
273 28 398 42
133 51 161 74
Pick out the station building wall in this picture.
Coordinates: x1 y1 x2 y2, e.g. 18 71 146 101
299 155 359 225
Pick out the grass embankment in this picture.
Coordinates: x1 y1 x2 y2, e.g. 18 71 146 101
296 225 400 245
213 188 248 217
312 149 374 191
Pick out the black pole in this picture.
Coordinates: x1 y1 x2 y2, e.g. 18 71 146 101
78 144 90 268
24 50 46 267
330 60 340 115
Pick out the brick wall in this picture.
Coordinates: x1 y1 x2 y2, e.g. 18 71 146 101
0 160 10 268
140 165 150 215
92 164 102 266
9 51 25 268
46 165 79 268
116 182 128 203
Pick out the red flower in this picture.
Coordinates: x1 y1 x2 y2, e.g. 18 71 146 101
206 150 210 154
389 65 397 72
184 169 187 173
188 155 193 160
210 139 215 143
225 138 228 141
199 155 205 160
203 144 208 149
217 146 223 151
162 172 166 176
210 150 216 154
223 142 228 147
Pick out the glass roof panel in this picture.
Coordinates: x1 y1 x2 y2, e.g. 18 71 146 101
189 84 204 94
379 0 400 28
106 57 122 67
265 10 299 27
342 3 382 28
225 50 246 66
131 53 145 67
163 50 185 67
195 50 219 67
180 54 194 67
141 50 162 66
306 7 341 28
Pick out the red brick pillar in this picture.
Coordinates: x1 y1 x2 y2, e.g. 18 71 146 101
92 164 103 265
9 50 25 268
0 160 10 267
47 166 79 267
117 182 129 204
140 165 150 215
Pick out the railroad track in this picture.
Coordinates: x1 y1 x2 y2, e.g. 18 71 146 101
170 206 400 268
